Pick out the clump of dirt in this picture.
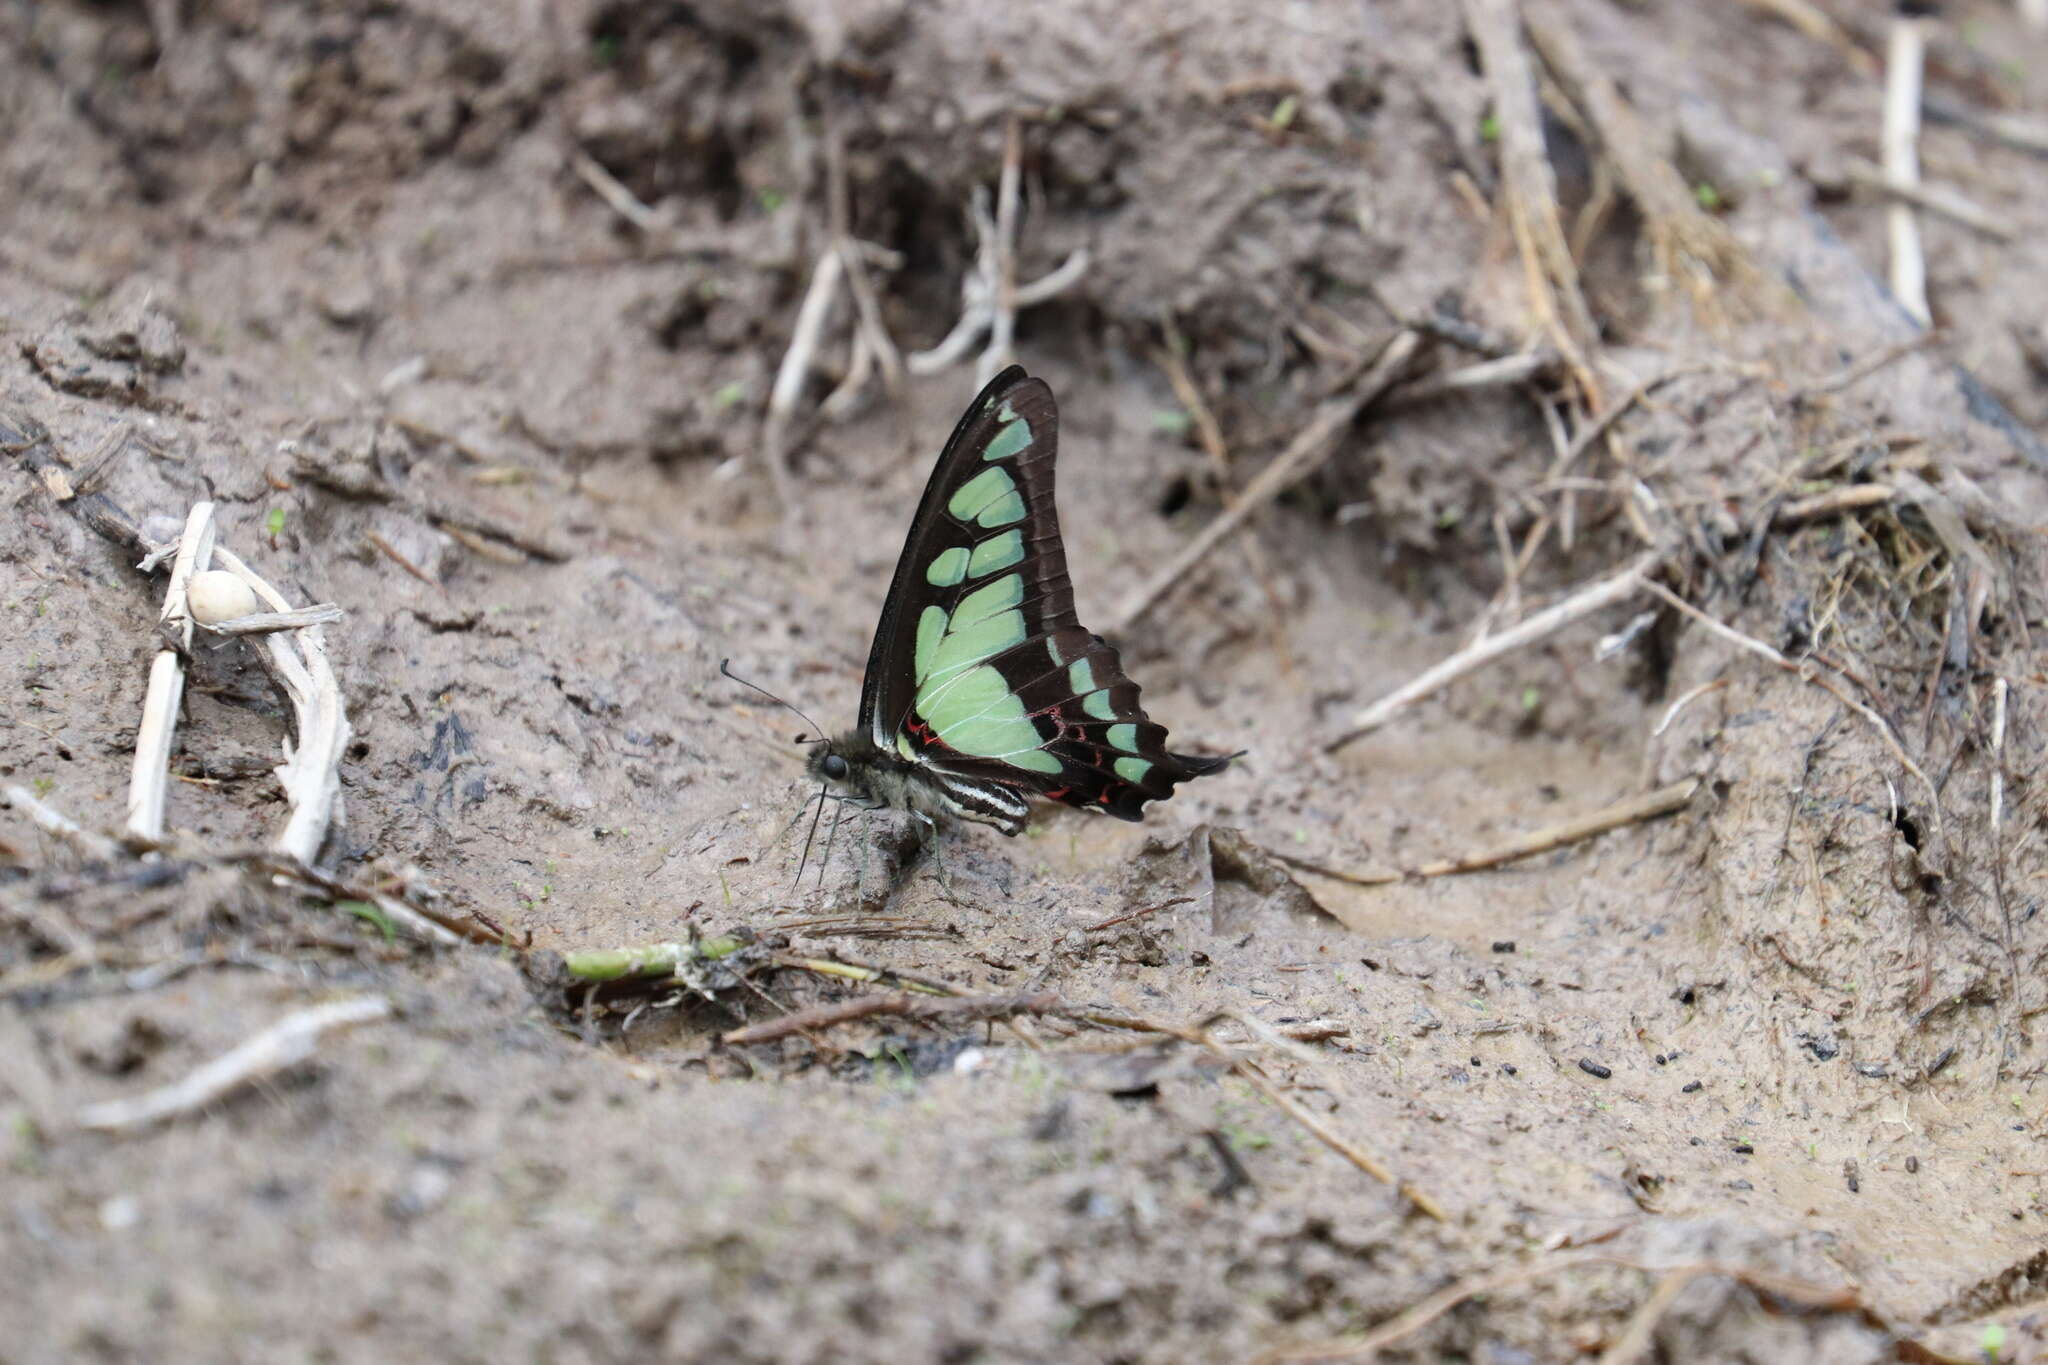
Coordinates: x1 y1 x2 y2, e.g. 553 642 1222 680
5 0 2048 1361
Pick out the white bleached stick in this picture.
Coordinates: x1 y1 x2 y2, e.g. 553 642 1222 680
1883 18 1930 326
1324 553 1660 752
126 502 216 842
208 546 352 867
76 996 392 1132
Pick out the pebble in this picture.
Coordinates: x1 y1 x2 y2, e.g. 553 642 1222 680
187 569 260 625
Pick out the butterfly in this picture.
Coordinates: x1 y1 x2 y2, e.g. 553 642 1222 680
803 365 1235 839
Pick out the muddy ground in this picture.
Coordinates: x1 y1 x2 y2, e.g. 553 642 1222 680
4 1 2048 1361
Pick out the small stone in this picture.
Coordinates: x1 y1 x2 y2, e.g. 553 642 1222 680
99 1195 142 1231
187 570 260 625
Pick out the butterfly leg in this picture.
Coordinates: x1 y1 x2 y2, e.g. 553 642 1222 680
856 805 872 907
910 812 974 907
910 811 945 886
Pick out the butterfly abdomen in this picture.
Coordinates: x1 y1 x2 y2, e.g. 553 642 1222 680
816 731 1031 837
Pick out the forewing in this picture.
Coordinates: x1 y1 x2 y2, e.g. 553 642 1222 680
861 366 1232 820
857 366 1074 749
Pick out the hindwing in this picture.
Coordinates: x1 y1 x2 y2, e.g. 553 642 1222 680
858 367 1232 823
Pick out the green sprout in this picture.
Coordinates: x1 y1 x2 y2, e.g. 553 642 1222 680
1220 1124 1272 1152
265 507 287 540
339 899 394 943
1479 113 1501 142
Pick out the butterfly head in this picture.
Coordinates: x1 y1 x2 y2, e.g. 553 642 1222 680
804 731 884 802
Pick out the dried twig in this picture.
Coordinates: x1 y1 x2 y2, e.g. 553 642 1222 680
1525 0 1754 313
1276 779 1696 887
127 501 216 842
1413 780 1698 877
1735 0 1876 72
209 546 352 868
1923 94 2048 156
1154 329 1231 483
200 604 347 637
1841 157 2014 241
1464 0 1598 391
722 990 1057 1046
1803 332 1943 395
1771 483 1895 527
1386 351 1557 407
1079 1009 1448 1222
1325 553 1660 751
76 996 392 1132
821 109 904 414
1109 331 1425 634
904 118 1087 382
3 784 121 861
1653 677 1729 736
762 246 845 508
1883 18 1931 326
983 115 1025 386
1991 676 2021 1075
570 150 664 233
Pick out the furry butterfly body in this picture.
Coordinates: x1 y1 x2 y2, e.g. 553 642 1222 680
809 366 1233 836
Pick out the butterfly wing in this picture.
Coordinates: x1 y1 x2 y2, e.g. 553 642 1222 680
858 366 1232 824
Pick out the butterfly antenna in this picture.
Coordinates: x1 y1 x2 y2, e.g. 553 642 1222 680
719 659 829 742
793 783 828 889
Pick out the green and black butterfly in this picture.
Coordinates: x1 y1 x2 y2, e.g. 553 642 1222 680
802 365 1235 839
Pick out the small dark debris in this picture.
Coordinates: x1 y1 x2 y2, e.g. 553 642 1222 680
1906 1155 1919 1173
1490 940 1516 954
1578 1059 1611 1079
1732 1142 1754 1155
1654 1053 1667 1065
1204 1130 1255 1200
1855 1062 1889 1079
1802 1034 1840 1062
1359 957 1381 971
1689 1137 1703 1146
1469 1056 1481 1067
1502 1064 1517 1076
1844 1159 1860 1194
1728 1179 1753 1191
1029 1101 1070 1142
1927 1046 1957 1077
1682 1081 1703 1093
1665 1049 1681 1061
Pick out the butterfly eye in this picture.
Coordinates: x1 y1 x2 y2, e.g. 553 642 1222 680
821 754 850 782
